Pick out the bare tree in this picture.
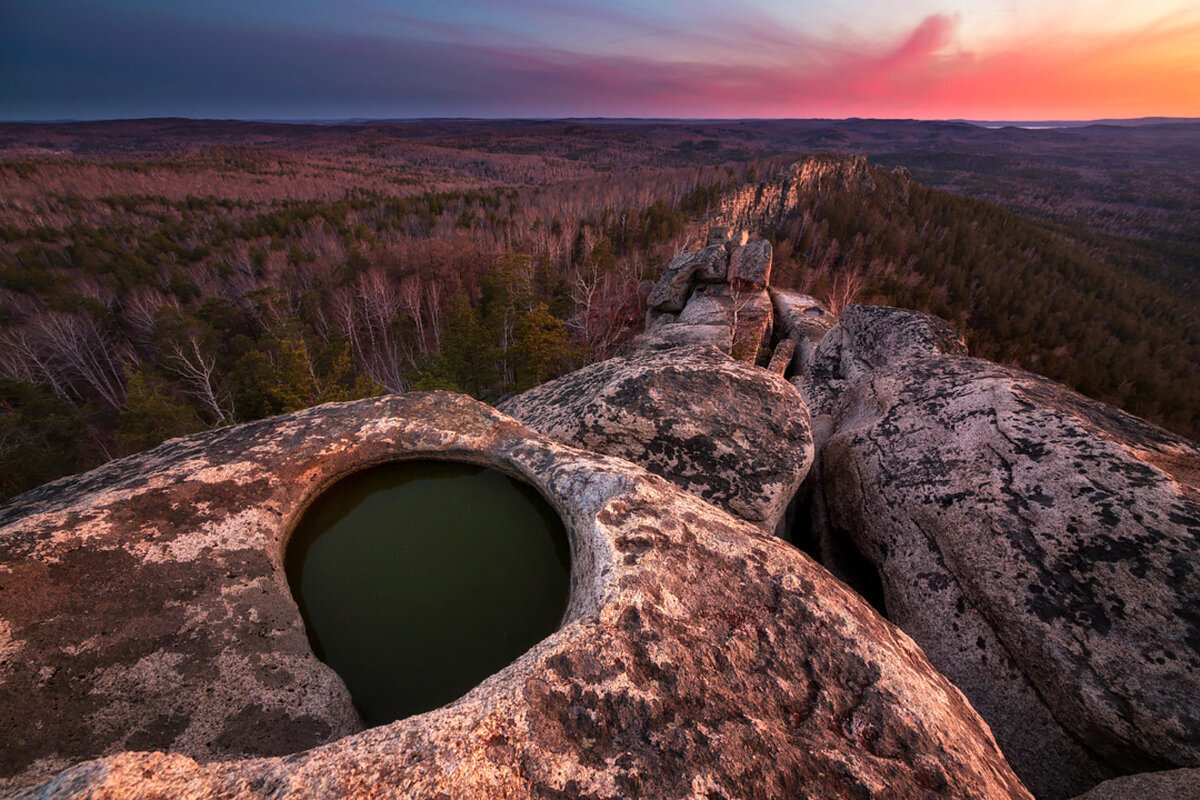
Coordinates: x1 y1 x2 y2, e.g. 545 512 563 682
161 332 233 424
397 274 428 353
123 288 178 350
822 265 868 319
569 260 640 358
26 311 128 410
0 327 74 401
352 269 409 392
425 279 443 350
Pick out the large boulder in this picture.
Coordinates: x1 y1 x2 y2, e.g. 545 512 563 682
805 306 1200 799
3 393 1031 799
803 304 968 413
728 239 773 289
646 245 729 312
501 347 812 531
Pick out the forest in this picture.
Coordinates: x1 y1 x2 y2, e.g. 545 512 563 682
0 119 1196 499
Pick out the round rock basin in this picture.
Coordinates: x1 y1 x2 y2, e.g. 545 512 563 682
285 460 570 726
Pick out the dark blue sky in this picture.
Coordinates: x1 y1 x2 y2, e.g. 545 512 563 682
2 0 1196 120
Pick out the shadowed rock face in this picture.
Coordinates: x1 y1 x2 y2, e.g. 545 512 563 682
4 392 1031 799
646 245 730 312
1069 768 1200 800
500 347 812 532
804 306 1200 800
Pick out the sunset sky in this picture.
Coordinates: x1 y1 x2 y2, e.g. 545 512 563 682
1 0 1198 120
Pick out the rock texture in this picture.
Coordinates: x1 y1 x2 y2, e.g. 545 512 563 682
635 322 732 353
770 288 835 377
645 245 729 312
803 305 1200 799
500 346 813 532
641 238 778 365
766 338 795 376
677 283 732 326
4 392 1031 799
1069 769 1200 800
728 240 773 289
730 287 774 362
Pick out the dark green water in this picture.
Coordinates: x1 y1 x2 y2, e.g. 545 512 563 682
285 460 570 726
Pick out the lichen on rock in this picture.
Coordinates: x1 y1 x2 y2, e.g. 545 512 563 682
803 304 1200 800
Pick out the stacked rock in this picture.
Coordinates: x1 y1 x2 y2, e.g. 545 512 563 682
640 232 778 363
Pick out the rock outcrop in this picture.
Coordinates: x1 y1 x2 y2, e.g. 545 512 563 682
500 346 812 532
1069 768 1200 800
729 239 773 289
715 154 885 234
645 245 730 312
641 239 776 364
802 305 1200 799
3 393 1031 799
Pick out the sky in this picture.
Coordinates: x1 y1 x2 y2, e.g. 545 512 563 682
1 0 1198 121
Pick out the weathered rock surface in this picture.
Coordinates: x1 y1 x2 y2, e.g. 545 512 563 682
728 239 773 289
770 288 834 377
766 338 795 376
645 245 729 312
633 321 732 353
4 392 1031 799
677 283 732 327
500 346 812 532
804 305 1200 799
669 283 772 364
1069 768 1200 800
731 286 774 363
803 304 967 412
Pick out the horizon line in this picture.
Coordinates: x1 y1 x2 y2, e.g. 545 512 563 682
2 115 1199 127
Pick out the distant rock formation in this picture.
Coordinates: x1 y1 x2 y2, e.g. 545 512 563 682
715 154 886 234
800 305 1200 799
1 393 1029 799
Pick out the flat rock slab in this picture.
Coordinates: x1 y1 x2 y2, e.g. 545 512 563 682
807 306 1200 799
4 393 1031 799
501 347 812 531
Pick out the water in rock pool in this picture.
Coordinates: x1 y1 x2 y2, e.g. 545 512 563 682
285 460 571 726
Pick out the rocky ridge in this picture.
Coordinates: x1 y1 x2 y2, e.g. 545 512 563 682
1 393 1029 799
3 178 1198 800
